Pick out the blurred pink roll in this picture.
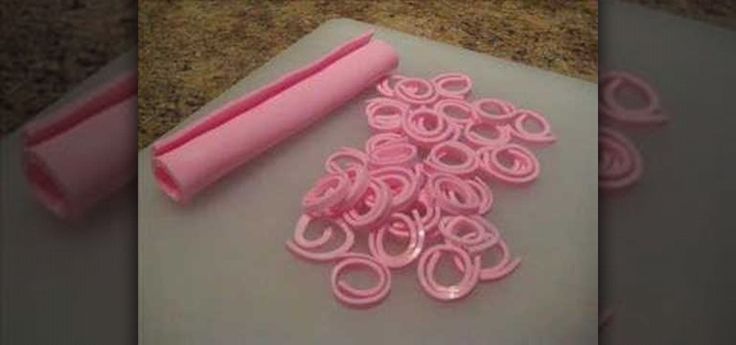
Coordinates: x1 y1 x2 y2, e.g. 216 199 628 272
22 71 137 218
152 31 399 203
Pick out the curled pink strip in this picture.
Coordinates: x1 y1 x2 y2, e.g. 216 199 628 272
343 179 392 231
331 253 391 307
417 244 480 301
477 143 540 185
599 126 643 190
388 191 441 238
466 177 493 214
302 171 350 216
375 74 407 98
510 109 556 145
340 164 370 209
425 141 479 177
402 107 455 148
427 173 479 215
365 97 409 133
431 73 472 100
364 132 408 153
473 98 517 124
453 238 521 282
600 71 667 126
370 166 421 211
439 216 497 252
285 215 355 262
394 78 439 106
434 99 475 127
463 122 513 149
368 212 426 269
368 142 418 169
325 147 368 173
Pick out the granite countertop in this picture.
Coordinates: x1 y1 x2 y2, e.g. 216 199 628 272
138 0 600 148
0 0 135 135
2 1 734 148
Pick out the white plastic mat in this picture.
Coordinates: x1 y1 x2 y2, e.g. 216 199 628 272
138 19 597 344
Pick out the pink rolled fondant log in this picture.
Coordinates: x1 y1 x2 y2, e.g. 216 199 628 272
22 71 137 218
152 31 399 203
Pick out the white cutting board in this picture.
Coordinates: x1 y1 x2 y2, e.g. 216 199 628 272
600 2 736 344
0 53 136 345
138 19 597 344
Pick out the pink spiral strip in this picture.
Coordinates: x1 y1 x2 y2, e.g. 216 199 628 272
426 172 480 215
365 97 410 133
599 126 643 190
394 78 439 106
510 109 557 145
368 212 426 269
431 73 472 100
425 140 479 177
370 166 422 211
473 98 517 124
342 179 393 231
417 244 480 301
477 143 540 185
402 107 455 148
286 215 355 262
434 98 476 127
331 253 392 307
463 121 513 149
375 74 407 98
600 71 667 126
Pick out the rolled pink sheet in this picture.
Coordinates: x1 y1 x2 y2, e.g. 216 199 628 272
22 71 137 218
152 31 399 203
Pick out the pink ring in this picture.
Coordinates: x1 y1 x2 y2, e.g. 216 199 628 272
473 98 517 124
365 98 409 133
439 216 496 252
427 173 479 215
368 212 426 269
343 179 392 231
477 143 540 185
340 164 370 210
434 99 475 127
402 108 455 148
600 71 667 126
510 109 556 145
431 73 472 100
463 122 513 149
466 177 493 214
331 253 391 307
285 215 355 262
370 166 421 211
425 141 478 177
453 238 521 281
364 132 408 153
394 78 439 106
387 191 441 239
368 142 418 169
325 147 368 173
417 244 480 301
302 171 350 216
599 126 643 190
376 74 407 98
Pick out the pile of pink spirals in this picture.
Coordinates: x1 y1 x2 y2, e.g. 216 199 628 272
285 73 556 308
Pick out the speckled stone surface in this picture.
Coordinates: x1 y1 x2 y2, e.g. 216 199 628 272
0 0 135 135
2 0 734 147
138 0 601 148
